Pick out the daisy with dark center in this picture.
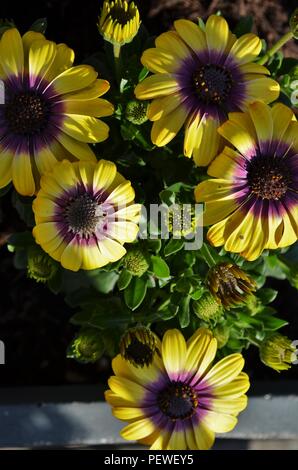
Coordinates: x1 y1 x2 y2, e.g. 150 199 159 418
135 15 279 166
106 328 249 450
0 28 114 196
195 101 298 260
33 159 141 271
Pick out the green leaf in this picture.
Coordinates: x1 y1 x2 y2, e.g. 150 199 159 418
164 239 184 257
177 295 191 328
150 256 170 278
262 316 288 331
117 269 132 290
146 239 162 253
11 191 35 227
138 66 149 82
124 277 147 310
233 16 253 37
262 255 288 279
29 18 47 34
257 288 278 305
85 270 119 294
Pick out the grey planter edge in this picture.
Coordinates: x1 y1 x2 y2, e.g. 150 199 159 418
0 384 297 448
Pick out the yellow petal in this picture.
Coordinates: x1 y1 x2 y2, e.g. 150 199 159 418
99 237 126 262
203 353 245 388
109 221 139 243
121 418 156 441
213 372 250 398
211 396 248 416
208 147 245 180
141 48 179 74
114 204 142 222
195 179 236 202
161 329 187 379
112 354 164 390
58 79 110 101
93 159 117 192
55 132 97 162
186 330 217 380
203 199 238 226
240 62 270 75
0 146 13 188
248 101 273 146
80 243 109 270
0 28 24 78
46 43 75 81
206 15 229 54
12 147 35 196
192 116 221 166
271 103 295 141
105 180 135 206
167 426 187 450
147 94 182 121
187 421 215 450
29 39 57 84
224 208 256 253
60 114 109 143
22 31 45 59
184 113 204 158
245 77 280 104
151 106 188 147
60 239 83 271
51 159 78 190
202 410 238 433
48 65 98 96
34 141 59 175
64 98 114 117
108 376 146 403
229 33 262 64
155 31 190 60
135 74 179 100
112 407 145 421
218 119 256 156
174 19 207 52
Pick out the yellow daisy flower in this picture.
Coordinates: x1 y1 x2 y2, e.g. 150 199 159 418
105 327 249 450
135 16 279 165
98 0 140 46
32 159 141 272
195 101 298 261
0 28 114 196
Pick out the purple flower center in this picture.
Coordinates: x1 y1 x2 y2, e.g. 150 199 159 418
5 91 50 135
65 193 104 237
157 381 198 420
246 155 292 200
193 64 233 105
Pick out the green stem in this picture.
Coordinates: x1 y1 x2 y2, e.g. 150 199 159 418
258 31 294 65
200 243 217 268
113 43 122 85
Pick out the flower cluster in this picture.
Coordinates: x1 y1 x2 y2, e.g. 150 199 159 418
1 0 297 451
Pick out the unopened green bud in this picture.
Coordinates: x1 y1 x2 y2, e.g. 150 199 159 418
120 326 159 367
125 100 148 125
71 328 104 363
213 324 230 348
123 247 149 276
260 333 297 372
27 246 58 283
193 293 224 322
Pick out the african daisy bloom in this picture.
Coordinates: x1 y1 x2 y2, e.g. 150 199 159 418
195 101 298 261
135 15 279 166
32 159 141 272
98 0 140 46
0 28 114 196
105 328 249 450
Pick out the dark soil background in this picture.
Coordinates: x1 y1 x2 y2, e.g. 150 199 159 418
0 0 297 386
